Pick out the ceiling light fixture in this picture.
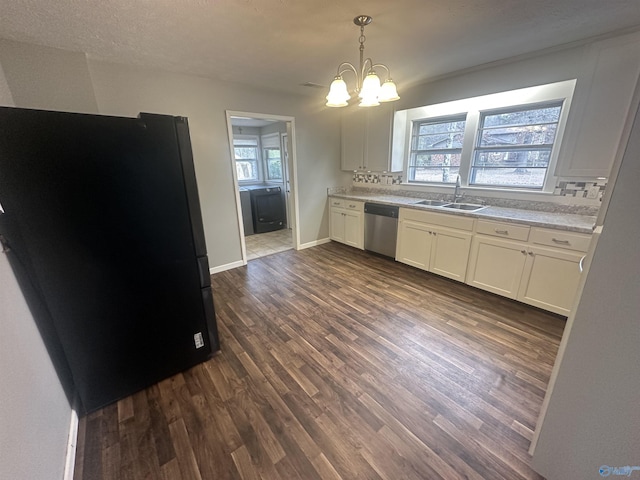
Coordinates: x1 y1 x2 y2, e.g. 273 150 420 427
326 15 400 108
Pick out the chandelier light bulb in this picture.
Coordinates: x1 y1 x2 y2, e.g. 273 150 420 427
379 79 400 102
326 76 351 107
359 72 381 99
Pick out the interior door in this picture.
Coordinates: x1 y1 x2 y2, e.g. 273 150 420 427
282 132 291 228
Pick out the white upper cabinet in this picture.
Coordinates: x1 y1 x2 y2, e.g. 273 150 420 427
556 31 640 178
341 103 393 172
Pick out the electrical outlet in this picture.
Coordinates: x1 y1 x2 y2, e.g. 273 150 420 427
194 332 204 349
586 185 600 199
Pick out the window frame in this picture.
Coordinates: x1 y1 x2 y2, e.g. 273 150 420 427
233 135 262 184
408 115 467 184
395 80 576 193
261 133 284 182
470 101 564 190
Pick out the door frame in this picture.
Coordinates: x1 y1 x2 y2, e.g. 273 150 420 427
225 111 301 265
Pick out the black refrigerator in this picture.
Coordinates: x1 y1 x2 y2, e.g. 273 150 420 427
0 107 220 415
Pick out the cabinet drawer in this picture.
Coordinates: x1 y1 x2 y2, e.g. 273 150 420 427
400 208 474 231
530 228 591 252
343 200 364 211
329 198 364 211
476 220 530 241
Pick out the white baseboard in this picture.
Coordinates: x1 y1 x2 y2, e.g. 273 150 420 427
63 410 79 480
298 237 331 250
208 239 331 274
209 260 245 274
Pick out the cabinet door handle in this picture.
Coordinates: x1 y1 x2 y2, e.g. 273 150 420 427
495 229 509 235
521 250 527 255
528 251 535 256
552 238 570 245
579 255 586 272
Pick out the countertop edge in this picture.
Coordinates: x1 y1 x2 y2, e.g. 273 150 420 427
328 193 596 234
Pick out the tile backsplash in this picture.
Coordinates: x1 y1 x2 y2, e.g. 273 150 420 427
351 172 607 201
554 179 607 201
352 172 403 185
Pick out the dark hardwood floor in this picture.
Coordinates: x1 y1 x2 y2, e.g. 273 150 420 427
74 242 565 479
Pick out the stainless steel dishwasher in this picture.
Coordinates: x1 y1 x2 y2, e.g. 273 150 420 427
364 202 399 258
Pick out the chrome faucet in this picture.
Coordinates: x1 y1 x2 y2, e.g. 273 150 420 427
453 175 464 203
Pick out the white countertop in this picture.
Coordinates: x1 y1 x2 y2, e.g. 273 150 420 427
329 192 596 234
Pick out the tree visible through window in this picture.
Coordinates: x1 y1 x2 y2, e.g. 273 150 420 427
471 104 562 188
408 117 466 184
234 137 260 182
264 147 283 180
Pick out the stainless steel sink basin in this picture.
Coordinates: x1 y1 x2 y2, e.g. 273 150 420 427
413 199 449 206
441 203 486 211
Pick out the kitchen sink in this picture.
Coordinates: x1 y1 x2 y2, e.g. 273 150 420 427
441 203 486 211
413 199 449 206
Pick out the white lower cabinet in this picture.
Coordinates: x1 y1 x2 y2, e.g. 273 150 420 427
329 199 364 249
466 236 528 298
518 245 584 315
467 226 588 316
396 209 473 282
331 197 591 316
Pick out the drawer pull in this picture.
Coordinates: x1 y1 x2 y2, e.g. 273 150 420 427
349 204 356 208
332 202 340 205
495 229 509 235
579 255 586 272
552 238 570 245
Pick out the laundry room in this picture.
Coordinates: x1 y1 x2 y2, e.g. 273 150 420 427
230 115 294 260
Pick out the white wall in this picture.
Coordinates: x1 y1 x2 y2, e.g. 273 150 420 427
87 60 346 264
0 42 92 480
0 255 72 480
531 100 640 479
0 39 98 113
1 58 72 475
394 30 640 188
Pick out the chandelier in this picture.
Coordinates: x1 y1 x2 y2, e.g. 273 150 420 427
326 15 400 108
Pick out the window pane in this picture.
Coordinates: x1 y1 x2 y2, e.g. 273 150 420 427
416 133 465 149
409 166 460 183
409 117 466 184
235 146 258 158
418 120 466 135
479 124 558 147
471 103 562 188
482 105 561 128
411 152 461 168
470 167 546 188
474 149 551 168
264 147 282 180
236 160 259 181
235 144 260 181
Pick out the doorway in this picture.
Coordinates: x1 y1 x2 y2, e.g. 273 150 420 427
225 111 300 263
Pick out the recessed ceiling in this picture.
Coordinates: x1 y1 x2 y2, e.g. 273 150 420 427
1 0 639 99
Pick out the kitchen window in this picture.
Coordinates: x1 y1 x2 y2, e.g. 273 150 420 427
471 103 563 189
408 117 466 184
395 80 576 192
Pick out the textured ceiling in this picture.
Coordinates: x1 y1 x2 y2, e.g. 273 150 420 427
1 0 640 98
